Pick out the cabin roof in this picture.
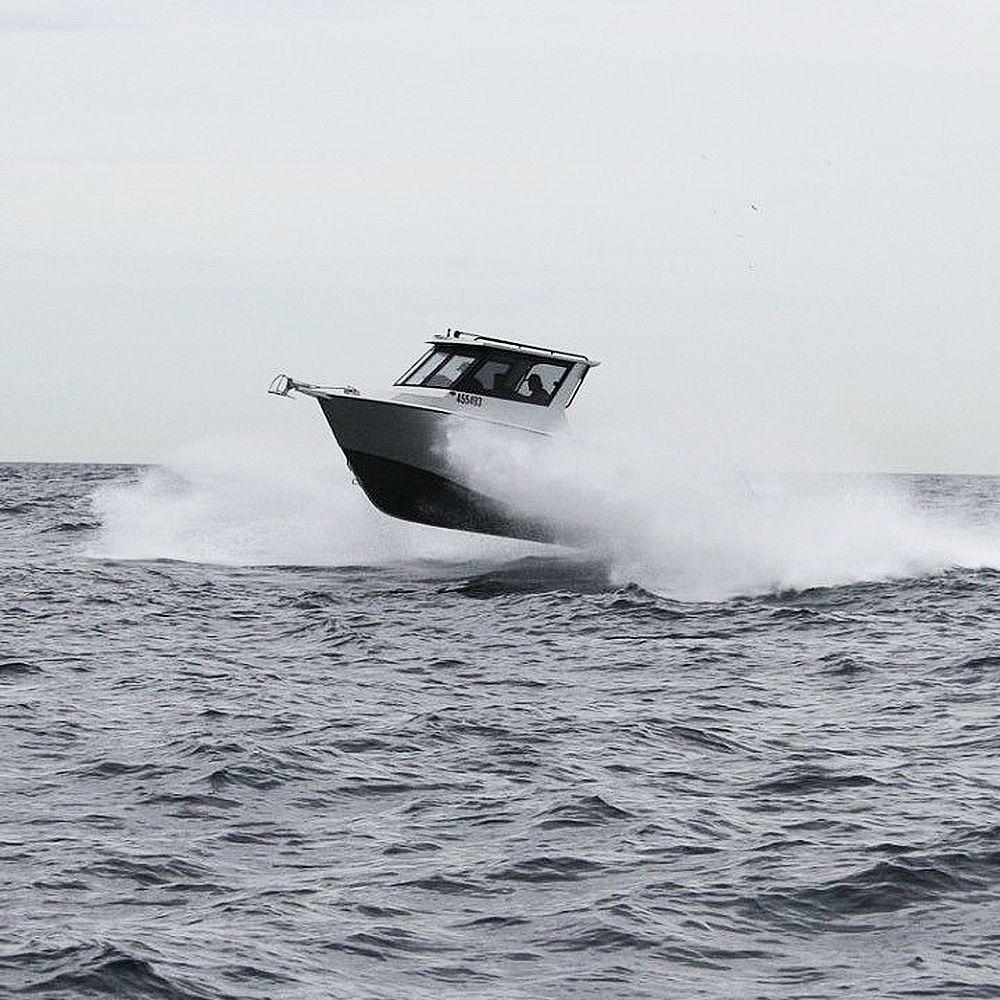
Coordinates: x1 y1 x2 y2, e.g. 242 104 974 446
428 329 600 367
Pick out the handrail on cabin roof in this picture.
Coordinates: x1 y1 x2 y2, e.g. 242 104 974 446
429 329 599 366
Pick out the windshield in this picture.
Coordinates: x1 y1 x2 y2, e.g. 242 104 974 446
399 348 571 405
400 350 477 388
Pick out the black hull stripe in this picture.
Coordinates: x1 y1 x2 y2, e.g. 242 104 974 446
343 450 556 543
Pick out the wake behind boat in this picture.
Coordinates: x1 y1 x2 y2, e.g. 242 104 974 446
269 329 599 542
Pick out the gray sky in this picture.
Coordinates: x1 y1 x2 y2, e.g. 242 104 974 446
4 0 1000 471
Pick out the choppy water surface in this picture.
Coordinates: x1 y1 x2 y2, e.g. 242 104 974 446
4 461 1000 998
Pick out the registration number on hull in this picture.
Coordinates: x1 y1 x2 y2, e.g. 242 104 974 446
455 393 482 407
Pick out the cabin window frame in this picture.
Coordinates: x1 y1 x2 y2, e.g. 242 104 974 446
397 346 574 406
454 351 571 406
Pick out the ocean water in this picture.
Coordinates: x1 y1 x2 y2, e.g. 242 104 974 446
5 458 1000 999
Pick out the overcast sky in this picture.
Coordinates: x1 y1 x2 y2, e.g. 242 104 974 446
3 0 999 470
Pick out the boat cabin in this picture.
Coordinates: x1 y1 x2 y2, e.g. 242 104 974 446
393 330 598 417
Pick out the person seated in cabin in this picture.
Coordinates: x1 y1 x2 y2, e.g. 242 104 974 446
525 372 550 404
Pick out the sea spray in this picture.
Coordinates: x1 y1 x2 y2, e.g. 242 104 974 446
86 428 1000 598
444 421 1000 599
87 433 532 566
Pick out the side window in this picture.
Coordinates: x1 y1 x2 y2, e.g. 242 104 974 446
422 353 476 388
467 359 515 395
515 362 569 405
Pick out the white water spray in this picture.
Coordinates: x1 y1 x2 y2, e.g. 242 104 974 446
445 421 1000 599
88 425 1000 599
87 432 532 566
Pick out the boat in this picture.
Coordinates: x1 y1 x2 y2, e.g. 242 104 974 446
268 329 599 542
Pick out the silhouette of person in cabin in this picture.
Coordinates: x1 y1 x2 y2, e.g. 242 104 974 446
525 373 550 404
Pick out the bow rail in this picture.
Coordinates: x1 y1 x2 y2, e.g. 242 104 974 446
268 374 360 399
